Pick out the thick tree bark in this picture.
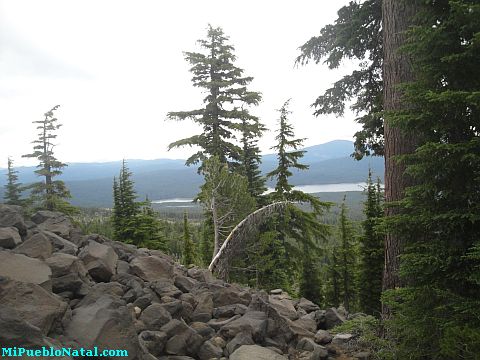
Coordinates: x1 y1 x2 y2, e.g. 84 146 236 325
382 0 419 306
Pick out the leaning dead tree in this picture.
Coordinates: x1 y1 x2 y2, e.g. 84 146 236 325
209 201 289 279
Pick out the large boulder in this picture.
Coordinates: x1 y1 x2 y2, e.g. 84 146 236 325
212 285 251 307
78 240 118 282
43 231 78 256
0 226 22 249
32 211 74 239
46 253 91 296
0 278 68 335
65 294 139 359
324 308 345 330
269 294 299 320
230 345 287 360
13 232 53 259
0 305 46 347
219 311 268 342
0 251 52 290
0 204 27 236
130 255 174 282
140 304 172 331
191 291 214 322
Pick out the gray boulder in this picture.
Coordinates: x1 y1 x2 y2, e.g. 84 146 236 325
43 231 78 255
0 305 46 347
32 211 74 239
269 294 299 320
219 311 267 342
314 330 332 345
191 291 214 322
138 330 168 357
0 226 22 249
79 240 118 282
230 345 287 360
197 339 223 360
0 278 68 335
140 303 172 331
225 331 255 357
65 294 139 359
13 232 52 259
297 298 320 313
0 251 52 290
0 204 27 236
46 253 91 296
212 285 251 307
324 308 346 329
131 256 174 282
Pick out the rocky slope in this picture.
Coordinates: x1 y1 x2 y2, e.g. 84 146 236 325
0 205 369 360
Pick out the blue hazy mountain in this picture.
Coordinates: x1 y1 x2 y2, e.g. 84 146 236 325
0 140 384 207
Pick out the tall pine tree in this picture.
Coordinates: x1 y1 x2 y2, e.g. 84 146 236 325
337 196 357 313
384 1 480 357
182 211 195 266
265 100 330 299
4 157 24 206
358 170 384 316
22 105 74 213
168 25 262 168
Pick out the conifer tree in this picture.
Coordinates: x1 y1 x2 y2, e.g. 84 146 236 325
239 116 266 202
168 25 261 168
4 157 24 206
182 211 195 266
131 199 166 250
358 170 384 316
384 1 480 357
265 100 330 296
197 156 255 260
22 105 74 213
338 196 356 312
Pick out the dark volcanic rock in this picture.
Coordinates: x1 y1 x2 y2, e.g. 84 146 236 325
0 251 52 290
0 226 22 249
0 204 27 236
13 232 53 259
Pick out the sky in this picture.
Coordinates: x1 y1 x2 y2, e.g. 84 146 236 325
0 0 360 168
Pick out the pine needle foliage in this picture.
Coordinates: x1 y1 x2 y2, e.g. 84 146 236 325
358 170 384 316
4 157 24 206
296 0 383 159
384 1 480 358
168 25 261 169
22 105 75 213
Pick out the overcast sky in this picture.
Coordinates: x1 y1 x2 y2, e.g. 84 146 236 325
0 0 359 168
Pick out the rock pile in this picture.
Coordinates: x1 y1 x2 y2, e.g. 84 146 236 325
0 205 367 360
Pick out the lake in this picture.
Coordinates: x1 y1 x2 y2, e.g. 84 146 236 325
152 182 370 204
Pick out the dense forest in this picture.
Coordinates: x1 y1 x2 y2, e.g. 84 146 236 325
2 1 479 359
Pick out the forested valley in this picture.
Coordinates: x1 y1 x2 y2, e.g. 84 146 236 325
1 1 479 359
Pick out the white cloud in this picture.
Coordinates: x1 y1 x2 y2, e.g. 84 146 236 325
0 0 360 168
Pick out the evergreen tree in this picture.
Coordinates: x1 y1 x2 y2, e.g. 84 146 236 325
112 160 165 250
4 157 24 206
265 100 330 297
22 105 74 213
239 116 266 202
299 241 323 305
358 170 384 316
197 156 255 260
337 196 356 312
384 1 480 357
182 211 195 266
112 160 140 242
168 25 262 168
324 245 341 308
296 0 383 159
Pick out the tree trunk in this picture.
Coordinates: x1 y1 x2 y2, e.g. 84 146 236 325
382 0 419 312
212 196 220 258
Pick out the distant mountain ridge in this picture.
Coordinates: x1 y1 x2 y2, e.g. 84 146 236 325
0 140 384 207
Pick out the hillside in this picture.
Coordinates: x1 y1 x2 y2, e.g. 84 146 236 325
0 140 384 207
